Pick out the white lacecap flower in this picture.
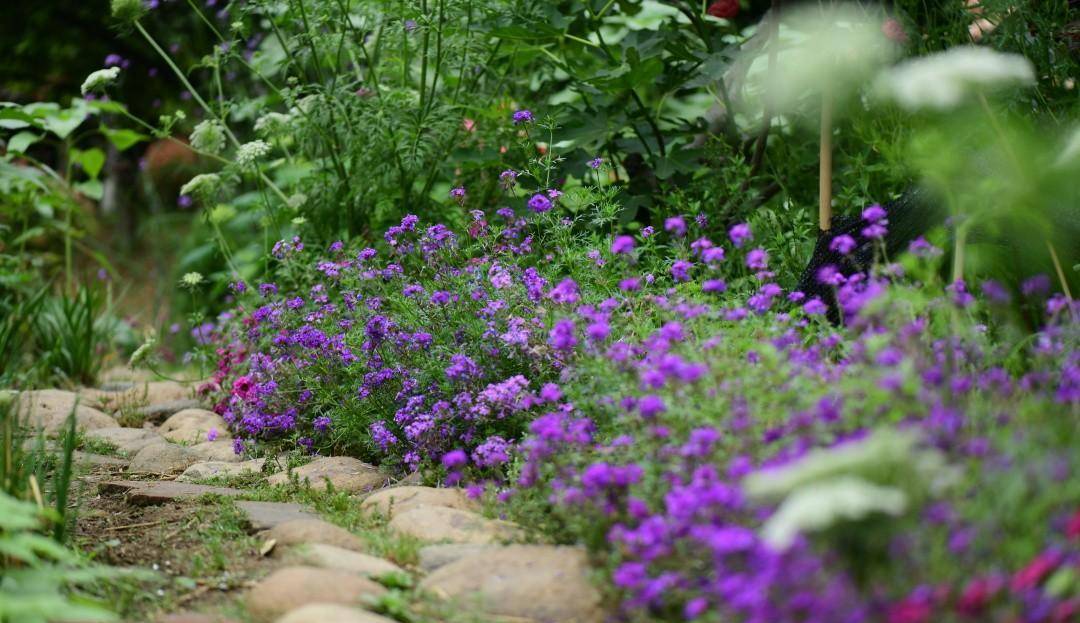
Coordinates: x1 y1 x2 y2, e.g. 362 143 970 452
180 272 204 288
235 140 271 165
128 336 157 368
190 120 227 155
254 112 292 136
875 45 1035 111
744 428 926 501
286 193 308 210
734 3 898 118
80 67 121 95
179 173 221 197
760 476 908 550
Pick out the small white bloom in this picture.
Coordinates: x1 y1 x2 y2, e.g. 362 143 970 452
180 272 204 288
876 45 1035 111
81 67 121 95
254 112 292 136
179 173 221 197
286 193 308 210
760 477 908 550
291 216 308 225
235 140 271 165
190 120 227 155
128 336 157 368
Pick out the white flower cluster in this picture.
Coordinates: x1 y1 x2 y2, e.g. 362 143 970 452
235 140 271 165
80 67 121 95
876 45 1035 111
190 120 227 155
180 271 204 289
744 428 956 550
254 111 292 137
179 173 221 198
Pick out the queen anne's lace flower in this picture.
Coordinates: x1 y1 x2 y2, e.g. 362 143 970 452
254 111 291 136
876 46 1035 111
190 120 227 155
80 67 121 95
235 140 271 165
179 173 220 197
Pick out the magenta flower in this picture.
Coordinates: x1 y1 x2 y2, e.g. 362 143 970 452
829 234 857 255
665 216 687 237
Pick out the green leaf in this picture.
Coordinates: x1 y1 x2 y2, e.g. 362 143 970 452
39 107 90 140
0 108 36 130
74 180 103 200
72 148 106 179
101 127 147 151
7 131 41 153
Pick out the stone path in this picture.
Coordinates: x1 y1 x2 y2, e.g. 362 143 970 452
18 375 604 623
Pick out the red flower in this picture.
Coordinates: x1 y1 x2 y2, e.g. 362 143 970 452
706 0 739 20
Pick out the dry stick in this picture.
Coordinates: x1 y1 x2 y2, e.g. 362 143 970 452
105 519 165 532
819 87 834 232
1046 240 1074 302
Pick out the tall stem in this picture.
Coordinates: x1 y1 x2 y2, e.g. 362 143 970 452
819 88 833 232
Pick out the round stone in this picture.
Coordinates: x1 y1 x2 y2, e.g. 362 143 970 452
246 566 386 620
361 486 477 519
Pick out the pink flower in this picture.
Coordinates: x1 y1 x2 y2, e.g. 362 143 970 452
1010 550 1061 592
232 375 255 401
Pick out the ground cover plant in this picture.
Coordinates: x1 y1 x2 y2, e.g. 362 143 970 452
2 0 1079 621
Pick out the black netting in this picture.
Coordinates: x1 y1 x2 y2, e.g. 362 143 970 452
797 188 944 322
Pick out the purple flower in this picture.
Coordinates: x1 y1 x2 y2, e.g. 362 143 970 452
528 193 552 213
665 216 687 237
442 449 468 468
588 157 604 169
702 279 726 294
728 223 752 247
548 318 578 352
611 235 635 255
829 234 857 255
862 203 887 222
671 260 693 282
746 248 769 270
512 109 534 124
638 394 666 419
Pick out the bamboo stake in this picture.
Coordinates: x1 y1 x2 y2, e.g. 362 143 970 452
819 88 834 231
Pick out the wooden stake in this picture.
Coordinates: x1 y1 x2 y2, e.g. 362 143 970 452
819 88 833 232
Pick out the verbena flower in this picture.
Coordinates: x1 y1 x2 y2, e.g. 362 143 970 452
512 109 534 124
80 67 121 95
875 46 1035 111
527 193 552 213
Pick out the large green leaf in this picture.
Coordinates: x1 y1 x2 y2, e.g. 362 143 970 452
7 131 41 153
73 180 103 200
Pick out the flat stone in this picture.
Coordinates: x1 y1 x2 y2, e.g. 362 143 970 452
84 427 163 455
279 543 403 578
261 519 366 553
134 398 201 424
275 604 398 623
419 545 604 623
159 409 230 443
100 480 244 505
88 380 194 412
178 459 265 482
361 486 477 519
128 442 198 475
236 501 319 532
74 452 129 468
267 456 386 493
246 566 386 620
187 440 242 462
15 390 117 434
418 543 498 572
388 506 522 545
